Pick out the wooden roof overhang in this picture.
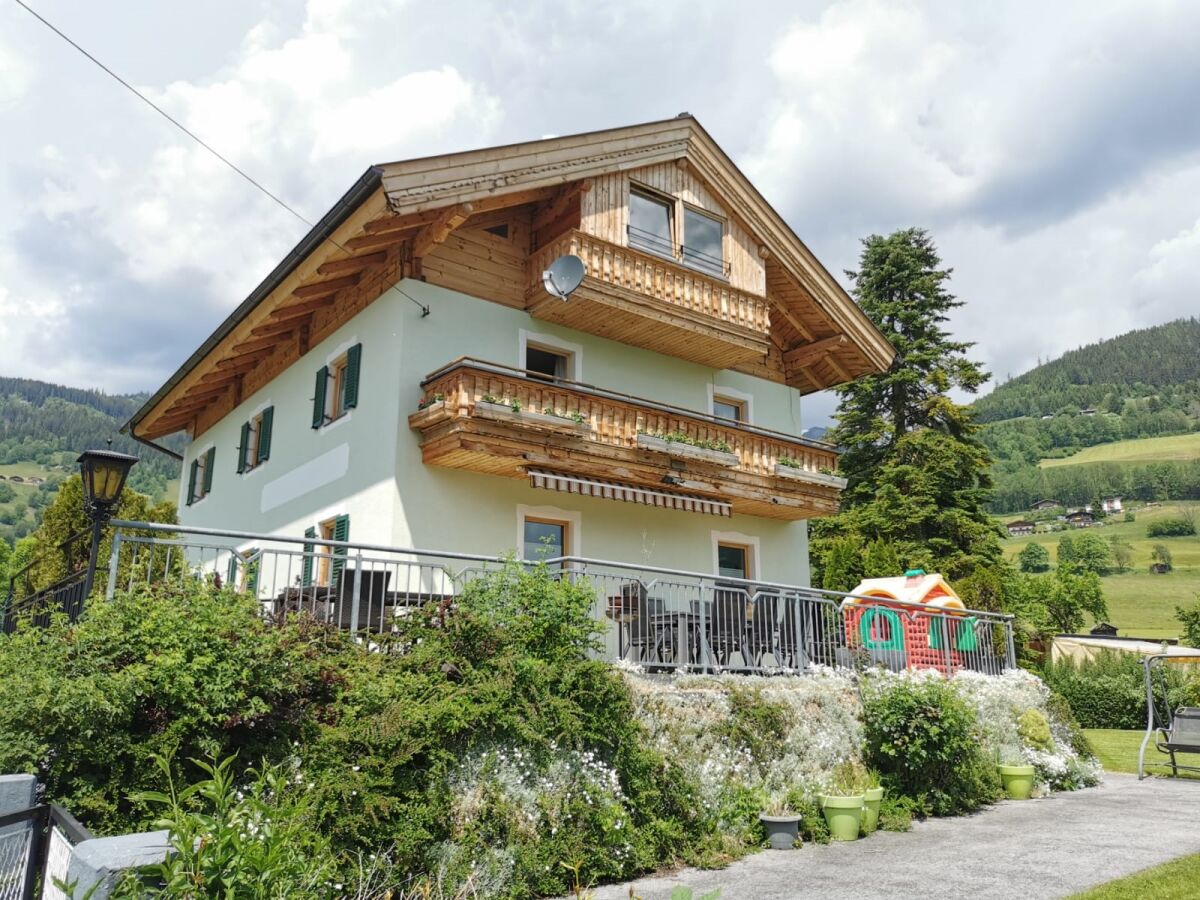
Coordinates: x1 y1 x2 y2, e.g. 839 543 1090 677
127 116 894 443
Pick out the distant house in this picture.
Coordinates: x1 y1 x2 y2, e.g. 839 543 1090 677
26 476 44 485
1080 407 1098 417
1089 622 1119 636
1040 414 1054 420
1066 510 1096 528
1031 499 1061 511
9 475 25 483
1101 497 1123 514
1006 519 1036 536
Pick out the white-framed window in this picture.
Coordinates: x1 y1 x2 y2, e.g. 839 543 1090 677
238 405 274 474
517 504 581 564
711 530 760 581
708 384 754 425
186 445 215 506
312 342 362 429
519 330 582 381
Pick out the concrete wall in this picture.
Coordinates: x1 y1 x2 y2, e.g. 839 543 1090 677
179 278 812 586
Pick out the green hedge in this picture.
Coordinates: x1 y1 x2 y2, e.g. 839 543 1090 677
1041 652 1197 730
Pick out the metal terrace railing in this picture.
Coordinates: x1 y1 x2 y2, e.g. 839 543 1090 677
7 520 1016 677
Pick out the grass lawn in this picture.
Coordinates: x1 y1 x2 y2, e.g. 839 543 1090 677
1083 729 1200 779
1040 432 1200 468
999 502 1200 638
1070 853 1200 899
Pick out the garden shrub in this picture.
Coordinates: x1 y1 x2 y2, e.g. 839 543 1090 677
1147 517 1196 537
1017 709 1053 751
0 580 346 832
861 676 1002 816
1041 652 1159 730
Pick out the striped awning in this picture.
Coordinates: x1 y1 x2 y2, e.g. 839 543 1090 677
527 468 731 517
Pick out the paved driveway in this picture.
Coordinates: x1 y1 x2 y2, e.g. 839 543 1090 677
588 775 1200 900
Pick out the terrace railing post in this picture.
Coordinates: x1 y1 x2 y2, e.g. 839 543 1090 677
1005 619 1017 670
941 615 954 675
348 553 363 633
105 528 124 602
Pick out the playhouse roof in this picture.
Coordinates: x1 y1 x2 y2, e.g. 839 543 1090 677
848 573 962 608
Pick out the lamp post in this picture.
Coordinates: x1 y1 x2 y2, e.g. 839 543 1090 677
77 448 138 599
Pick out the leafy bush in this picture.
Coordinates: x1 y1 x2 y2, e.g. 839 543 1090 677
1147 517 1196 537
1017 709 1053 751
1179 599 1200 649
113 755 337 898
1017 543 1050 573
1039 652 1198 730
0 580 344 832
862 677 1001 816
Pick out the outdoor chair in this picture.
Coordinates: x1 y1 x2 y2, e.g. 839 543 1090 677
707 587 748 667
329 567 394 631
1154 707 1200 777
623 585 672 667
744 591 780 668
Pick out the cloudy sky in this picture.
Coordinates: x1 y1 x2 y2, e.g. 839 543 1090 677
1 0 1198 428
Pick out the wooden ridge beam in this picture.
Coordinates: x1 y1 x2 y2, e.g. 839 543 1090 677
412 203 474 259
783 333 848 369
291 273 361 301
316 251 387 276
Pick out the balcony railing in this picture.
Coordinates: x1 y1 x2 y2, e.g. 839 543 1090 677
409 359 842 519
28 520 1014 678
526 229 772 369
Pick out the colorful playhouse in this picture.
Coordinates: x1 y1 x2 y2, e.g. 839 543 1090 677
845 570 978 673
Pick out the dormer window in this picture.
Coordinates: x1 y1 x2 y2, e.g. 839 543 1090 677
628 188 674 258
682 207 725 277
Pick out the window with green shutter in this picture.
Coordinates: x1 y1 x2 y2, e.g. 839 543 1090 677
302 527 316 586
239 407 274 473
187 448 214 504
331 514 350 583
315 344 363 428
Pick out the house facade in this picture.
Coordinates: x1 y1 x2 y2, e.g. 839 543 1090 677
126 117 892 587
1006 520 1036 536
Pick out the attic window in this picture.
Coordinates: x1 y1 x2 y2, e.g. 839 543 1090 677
682 207 725 277
484 223 510 239
628 188 674 258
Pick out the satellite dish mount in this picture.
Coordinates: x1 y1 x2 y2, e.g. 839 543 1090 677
542 254 585 301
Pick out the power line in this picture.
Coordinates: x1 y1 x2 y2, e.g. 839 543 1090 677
11 0 431 316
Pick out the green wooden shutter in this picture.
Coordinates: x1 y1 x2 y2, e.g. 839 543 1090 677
246 548 260 595
227 554 238 588
331 514 350 582
257 407 274 463
312 366 329 429
202 447 216 494
343 344 362 410
186 459 198 505
237 422 250 474
301 527 316 587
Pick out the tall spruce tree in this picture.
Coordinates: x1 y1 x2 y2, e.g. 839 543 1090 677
814 229 1001 582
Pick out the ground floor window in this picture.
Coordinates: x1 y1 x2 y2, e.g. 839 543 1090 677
712 531 760 581
523 516 568 562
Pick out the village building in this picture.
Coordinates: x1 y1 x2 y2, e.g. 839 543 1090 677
1031 498 1061 511
1065 510 1097 528
125 117 893 586
1006 519 1036 537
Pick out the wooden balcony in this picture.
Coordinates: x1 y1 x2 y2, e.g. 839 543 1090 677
408 360 843 520
526 229 772 370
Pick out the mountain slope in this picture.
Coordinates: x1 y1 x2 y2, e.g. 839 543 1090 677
975 317 1200 422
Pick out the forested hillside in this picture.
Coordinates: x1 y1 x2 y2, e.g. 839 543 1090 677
0 378 183 516
976 318 1200 422
977 319 1200 512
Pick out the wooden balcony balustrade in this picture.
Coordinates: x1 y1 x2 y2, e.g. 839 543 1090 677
407 360 843 520
525 229 773 370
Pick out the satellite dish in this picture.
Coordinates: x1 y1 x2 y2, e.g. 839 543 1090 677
542 254 585 301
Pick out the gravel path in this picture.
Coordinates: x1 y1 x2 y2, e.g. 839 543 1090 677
586 774 1200 900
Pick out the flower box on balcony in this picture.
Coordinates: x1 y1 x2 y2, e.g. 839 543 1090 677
637 433 740 468
774 463 848 490
475 401 590 435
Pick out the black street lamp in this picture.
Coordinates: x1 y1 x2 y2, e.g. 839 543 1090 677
77 448 138 598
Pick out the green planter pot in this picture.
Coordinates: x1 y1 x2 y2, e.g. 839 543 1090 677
819 794 864 841
861 787 884 834
998 764 1036 800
